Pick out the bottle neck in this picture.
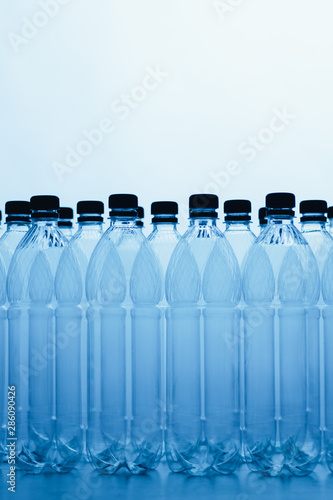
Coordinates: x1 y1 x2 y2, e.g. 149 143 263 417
225 220 251 231
301 220 327 232
6 219 30 229
33 218 58 227
152 222 178 231
190 217 217 227
268 213 294 225
110 217 137 228
78 221 103 230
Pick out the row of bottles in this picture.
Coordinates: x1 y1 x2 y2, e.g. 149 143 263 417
0 193 333 477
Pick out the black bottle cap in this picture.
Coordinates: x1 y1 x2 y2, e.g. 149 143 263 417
137 206 144 219
58 207 74 227
59 207 74 220
189 194 218 218
300 200 327 223
224 199 251 222
5 201 30 215
259 207 268 225
328 206 333 220
77 200 104 215
77 200 104 223
30 195 60 219
108 194 138 217
5 201 31 223
151 201 178 223
266 192 295 216
136 206 144 227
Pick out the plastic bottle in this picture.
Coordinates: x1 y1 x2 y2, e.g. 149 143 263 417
327 207 333 235
7 195 75 473
0 201 30 464
323 243 333 471
136 206 144 230
58 207 74 239
223 200 256 267
166 194 241 476
0 201 31 270
243 192 320 476
300 200 333 461
86 194 163 474
0 210 4 237
223 199 256 462
70 200 105 460
147 201 181 453
258 207 268 233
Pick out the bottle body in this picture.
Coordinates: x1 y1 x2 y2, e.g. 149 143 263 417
224 221 256 462
0 221 30 463
243 217 320 476
148 222 181 447
322 246 333 471
70 222 104 459
7 218 71 472
301 221 333 461
0 257 7 464
86 218 163 474
166 218 241 475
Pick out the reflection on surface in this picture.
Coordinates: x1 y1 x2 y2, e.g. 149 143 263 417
0 462 331 500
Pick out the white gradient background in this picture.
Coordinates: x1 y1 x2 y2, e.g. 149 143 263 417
1 0 333 234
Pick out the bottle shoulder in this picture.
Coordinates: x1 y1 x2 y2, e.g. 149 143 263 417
243 230 320 306
166 227 241 306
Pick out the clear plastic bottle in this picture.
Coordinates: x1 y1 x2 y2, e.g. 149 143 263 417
327 207 333 235
243 192 320 476
223 200 256 267
300 200 333 462
86 194 163 474
7 196 72 473
166 194 241 476
223 199 256 462
323 246 333 471
0 201 30 463
0 201 31 270
136 206 144 231
0 251 6 465
0 210 4 237
58 207 75 239
147 201 181 453
258 207 268 234
70 200 105 460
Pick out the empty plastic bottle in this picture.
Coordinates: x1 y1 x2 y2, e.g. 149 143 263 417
70 200 105 459
7 195 75 473
0 210 4 237
58 207 74 239
147 201 181 452
223 199 256 462
136 206 144 230
0 201 30 464
223 200 256 267
166 194 241 476
300 200 333 461
243 192 320 476
327 206 333 235
86 194 163 474
258 207 268 233
0 201 31 270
